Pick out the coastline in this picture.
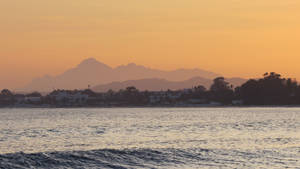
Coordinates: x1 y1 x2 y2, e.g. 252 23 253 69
2 104 300 109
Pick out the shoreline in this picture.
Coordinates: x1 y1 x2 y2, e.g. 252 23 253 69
2 104 300 109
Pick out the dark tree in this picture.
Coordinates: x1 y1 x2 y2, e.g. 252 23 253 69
123 86 143 105
0 89 14 106
1 89 13 97
209 77 234 104
240 72 298 105
194 85 206 93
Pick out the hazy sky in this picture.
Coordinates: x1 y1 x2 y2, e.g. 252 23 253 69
1 0 300 89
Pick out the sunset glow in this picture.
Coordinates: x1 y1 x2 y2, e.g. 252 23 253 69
1 0 300 89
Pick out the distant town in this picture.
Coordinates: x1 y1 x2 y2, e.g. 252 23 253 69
1 72 300 107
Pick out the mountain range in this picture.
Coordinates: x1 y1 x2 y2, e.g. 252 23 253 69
20 58 246 92
92 77 246 92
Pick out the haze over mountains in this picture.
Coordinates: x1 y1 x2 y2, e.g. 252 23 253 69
93 77 246 92
20 58 246 92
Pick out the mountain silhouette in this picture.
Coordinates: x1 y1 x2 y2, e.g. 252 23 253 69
92 77 246 92
20 58 226 92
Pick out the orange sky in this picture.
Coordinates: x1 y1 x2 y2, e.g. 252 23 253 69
1 0 300 89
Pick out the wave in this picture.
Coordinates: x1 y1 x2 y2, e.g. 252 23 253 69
1 148 299 169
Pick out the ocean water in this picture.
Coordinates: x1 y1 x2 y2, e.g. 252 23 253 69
0 108 299 169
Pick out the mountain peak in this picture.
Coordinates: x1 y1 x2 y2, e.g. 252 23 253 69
79 58 100 65
77 58 112 69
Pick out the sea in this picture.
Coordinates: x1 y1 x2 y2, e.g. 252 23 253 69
0 107 299 169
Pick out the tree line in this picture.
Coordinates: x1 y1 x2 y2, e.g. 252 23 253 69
1 72 300 106
204 72 300 105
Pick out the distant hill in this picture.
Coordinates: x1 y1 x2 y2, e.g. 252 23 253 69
92 77 247 92
19 58 222 92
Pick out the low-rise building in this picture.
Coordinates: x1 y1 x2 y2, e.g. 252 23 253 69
25 96 41 104
232 100 244 105
49 90 89 106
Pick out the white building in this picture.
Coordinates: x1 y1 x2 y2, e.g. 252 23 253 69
51 91 89 105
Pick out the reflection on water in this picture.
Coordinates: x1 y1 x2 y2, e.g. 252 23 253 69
0 108 299 168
